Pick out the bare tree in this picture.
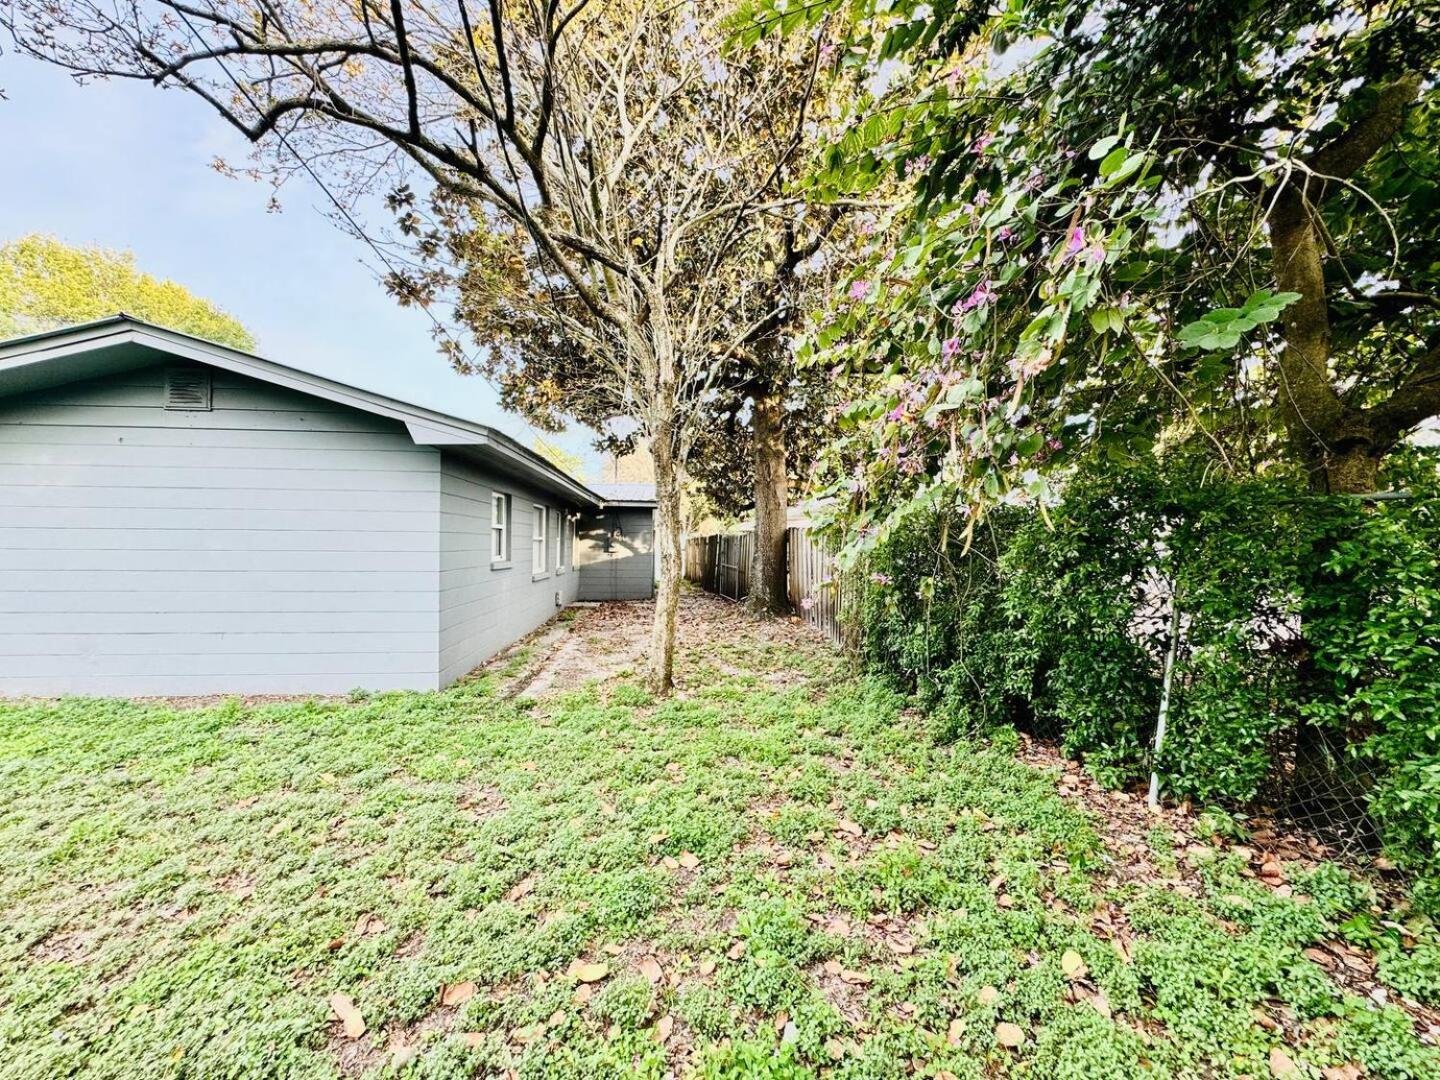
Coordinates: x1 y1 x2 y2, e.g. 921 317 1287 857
7 0 824 689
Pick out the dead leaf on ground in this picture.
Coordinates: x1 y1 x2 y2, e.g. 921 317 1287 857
996 1021 1026 1048
441 981 476 1007
654 1015 674 1043
571 961 609 983
1061 949 1088 980
353 913 387 937
638 956 664 984
1269 1046 1298 1076
328 992 366 1039
505 876 536 901
947 1018 966 1046
678 851 700 869
977 985 1000 1005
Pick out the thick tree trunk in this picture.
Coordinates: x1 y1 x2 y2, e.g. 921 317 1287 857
1268 168 1380 823
648 424 683 694
749 386 789 616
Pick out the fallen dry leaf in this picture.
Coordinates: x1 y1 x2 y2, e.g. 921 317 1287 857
441 981 477 1007
678 851 700 870
353 913 387 937
947 1018 966 1046
505 876 536 901
977 985 1000 1005
698 958 717 976
638 956 664 984
461 1032 486 1049
654 1015 674 1043
574 962 610 983
996 1022 1026 1048
1269 1046 1298 1076
1061 949 1088 980
328 992 366 1039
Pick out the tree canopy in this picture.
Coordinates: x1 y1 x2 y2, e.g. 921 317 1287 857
0 234 254 350
739 0 1439 550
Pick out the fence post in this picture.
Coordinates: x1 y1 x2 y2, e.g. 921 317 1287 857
1147 586 1183 811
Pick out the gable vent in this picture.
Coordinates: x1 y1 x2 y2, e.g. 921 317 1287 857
164 367 212 411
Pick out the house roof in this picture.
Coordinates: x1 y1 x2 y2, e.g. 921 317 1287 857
589 482 658 507
0 314 617 509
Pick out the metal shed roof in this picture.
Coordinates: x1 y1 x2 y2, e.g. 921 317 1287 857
0 314 619 509
589 482 658 507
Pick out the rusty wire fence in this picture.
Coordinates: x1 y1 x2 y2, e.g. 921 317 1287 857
684 526 1395 867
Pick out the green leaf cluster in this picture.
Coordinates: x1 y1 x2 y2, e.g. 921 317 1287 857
0 234 254 350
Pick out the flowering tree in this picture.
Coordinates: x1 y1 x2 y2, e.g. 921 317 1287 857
7 0 826 689
739 0 1439 549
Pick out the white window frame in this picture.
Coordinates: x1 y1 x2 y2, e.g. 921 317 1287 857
532 504 548 574
490 492 510 564
552 509 564 572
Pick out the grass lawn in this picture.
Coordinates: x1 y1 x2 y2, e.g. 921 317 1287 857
2 596 1438 1079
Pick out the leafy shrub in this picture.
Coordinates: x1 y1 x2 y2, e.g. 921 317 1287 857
853 453 1440 908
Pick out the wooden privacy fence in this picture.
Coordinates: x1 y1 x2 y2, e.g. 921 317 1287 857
683 531 753 601
684 527 856 648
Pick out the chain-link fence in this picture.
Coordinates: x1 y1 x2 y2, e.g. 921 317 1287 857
686 517 1416 870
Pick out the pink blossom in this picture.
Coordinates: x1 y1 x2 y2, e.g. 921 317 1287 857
942 336 962 359
904 153 932 178
800 596 816 611
970 132 994 155
870 573 893 586
973 189 991 207
996 226 1014 242
848 279 872 301
1065 226 1086 258
957 279 998 314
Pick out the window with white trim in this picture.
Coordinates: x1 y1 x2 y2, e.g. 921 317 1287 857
532 504 548 573
490 493 510 563
552 509 563 571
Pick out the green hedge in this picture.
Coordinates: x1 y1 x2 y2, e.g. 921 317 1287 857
855 457 1440 909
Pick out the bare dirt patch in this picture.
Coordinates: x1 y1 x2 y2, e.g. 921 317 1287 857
477 590 835 701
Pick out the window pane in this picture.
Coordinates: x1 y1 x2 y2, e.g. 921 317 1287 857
491 494 508 561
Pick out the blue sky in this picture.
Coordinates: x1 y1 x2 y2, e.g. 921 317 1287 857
0 54 602 475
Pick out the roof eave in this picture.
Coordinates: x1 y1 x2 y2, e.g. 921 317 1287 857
0 315 605 508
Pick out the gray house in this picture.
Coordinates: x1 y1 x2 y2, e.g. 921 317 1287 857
0 316 655 696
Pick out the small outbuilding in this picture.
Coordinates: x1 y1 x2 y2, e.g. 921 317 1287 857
0 315 657 696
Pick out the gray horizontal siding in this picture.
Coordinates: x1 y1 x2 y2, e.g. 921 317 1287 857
437 453 580 686
0 362 443 696
577 508 655 601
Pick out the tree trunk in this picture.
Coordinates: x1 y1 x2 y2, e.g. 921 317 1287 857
749 386 789 616
648 424 683 694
